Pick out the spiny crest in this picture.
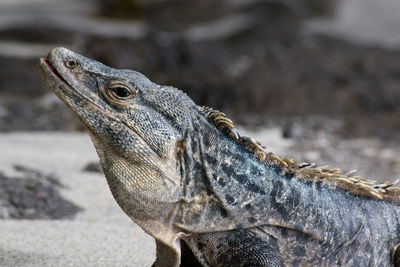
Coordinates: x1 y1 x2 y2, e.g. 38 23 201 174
201 106 400 204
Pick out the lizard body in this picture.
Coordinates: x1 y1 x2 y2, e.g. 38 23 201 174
39 47 400 266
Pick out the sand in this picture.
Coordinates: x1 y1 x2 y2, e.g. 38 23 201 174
0 132 155 267
0 129 290 266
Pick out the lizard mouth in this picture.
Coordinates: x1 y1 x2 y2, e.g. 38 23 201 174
39 58 71 86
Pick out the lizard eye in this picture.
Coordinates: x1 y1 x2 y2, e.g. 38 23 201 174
112 86 130 98
105 81 138 106
65 59 78 68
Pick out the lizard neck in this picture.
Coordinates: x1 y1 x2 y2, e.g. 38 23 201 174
88 131 181 218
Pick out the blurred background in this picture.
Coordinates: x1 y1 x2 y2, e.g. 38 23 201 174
1 0 400 215
1 0 400 138
1 1 400 265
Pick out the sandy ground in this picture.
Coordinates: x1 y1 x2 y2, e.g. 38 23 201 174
1 127 400 266
0 129 291 267
0 132 155 267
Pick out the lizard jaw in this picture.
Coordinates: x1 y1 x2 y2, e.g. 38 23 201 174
39 58 70 86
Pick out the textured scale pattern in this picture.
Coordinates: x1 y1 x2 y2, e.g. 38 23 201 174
202 106 400 202
40 48 400 267
197 230 283 267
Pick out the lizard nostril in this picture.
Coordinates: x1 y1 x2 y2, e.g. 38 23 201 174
65 59 78 68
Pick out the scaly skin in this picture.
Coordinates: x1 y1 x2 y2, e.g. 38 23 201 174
39 47 400 267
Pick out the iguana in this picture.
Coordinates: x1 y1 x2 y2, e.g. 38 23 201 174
39 47 400 267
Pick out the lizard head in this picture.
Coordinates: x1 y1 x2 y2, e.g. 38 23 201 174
39 47 195 213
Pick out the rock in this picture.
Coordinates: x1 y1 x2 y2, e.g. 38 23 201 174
83 162 103 173
0 165 82 220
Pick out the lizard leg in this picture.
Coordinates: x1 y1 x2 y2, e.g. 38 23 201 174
151 240 180 267
394 244 400 267
195 229 283 267
151 239 203 267
180 239 203 267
